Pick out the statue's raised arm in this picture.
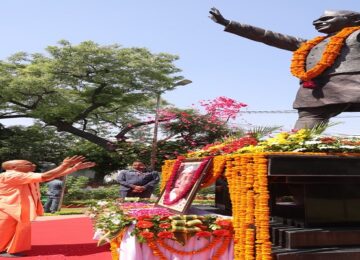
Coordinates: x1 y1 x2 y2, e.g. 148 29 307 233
209 7 304 51
209 8 360 130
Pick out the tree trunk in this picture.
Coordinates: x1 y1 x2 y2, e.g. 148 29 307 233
53 121 117 151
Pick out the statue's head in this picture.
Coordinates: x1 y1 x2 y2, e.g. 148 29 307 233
313 10 360 34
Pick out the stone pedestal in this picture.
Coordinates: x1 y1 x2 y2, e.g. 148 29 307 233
267 154 360 260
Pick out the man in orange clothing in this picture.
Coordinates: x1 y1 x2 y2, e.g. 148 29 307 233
0 156 95 258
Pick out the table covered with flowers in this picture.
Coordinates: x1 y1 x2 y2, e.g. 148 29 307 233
91 127 360 260
160 127 360 259
90 201 234 260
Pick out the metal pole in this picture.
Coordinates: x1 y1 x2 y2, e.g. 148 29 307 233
57 176 67 212
150 92 161 170
149 79 192 170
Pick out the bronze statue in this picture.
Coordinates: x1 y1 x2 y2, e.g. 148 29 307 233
209 8 360 129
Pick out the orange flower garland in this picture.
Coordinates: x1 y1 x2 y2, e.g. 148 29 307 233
291 26 360 81
253 154 271 260
201 155 227 188
157 236 221 256
145 236 232 260
109 228 127 260
223 153 272 260
160 159 176 191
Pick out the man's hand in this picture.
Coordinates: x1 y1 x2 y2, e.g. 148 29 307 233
209 7 230 26
132 186 146 193
41 156 94 181
61 155 86 167
72 161 96 171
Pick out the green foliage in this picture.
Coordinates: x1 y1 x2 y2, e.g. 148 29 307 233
88 200 133 245
0 40 184 150
67 142 130 181
65 176 90 190
246 126 281 140
44 208 86 216
197 185 215 195
63 176 119 203
0 123 75 165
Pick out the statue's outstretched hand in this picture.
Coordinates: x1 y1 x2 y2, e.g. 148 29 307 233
209 7 230 26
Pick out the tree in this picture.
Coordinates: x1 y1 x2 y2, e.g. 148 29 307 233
0 40 183 151
142 97 249 168
0 123 75 165
158 96 247 147
0 123 152 181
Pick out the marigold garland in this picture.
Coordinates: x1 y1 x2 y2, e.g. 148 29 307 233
109 228 127 260
160 159 177 191
224 153 272 260
156 236 221 256
290 26 360 81
145 234 231 260
201 155 227 188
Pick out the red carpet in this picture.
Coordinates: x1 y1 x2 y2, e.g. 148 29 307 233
0 217 111 260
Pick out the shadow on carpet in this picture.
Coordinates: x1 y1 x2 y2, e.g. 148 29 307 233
0 217 111 259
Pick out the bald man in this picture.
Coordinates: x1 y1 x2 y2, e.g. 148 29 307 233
0 156 95 257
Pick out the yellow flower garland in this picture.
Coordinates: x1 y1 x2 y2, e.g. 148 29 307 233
160 159 176 191
201 155 227 188
224 154 271 260
291 26 360 81
110 228 127 260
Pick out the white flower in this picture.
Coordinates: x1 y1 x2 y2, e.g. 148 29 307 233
339 145 356 149
111 219 121 225
89 213 96 218
304 141 321 145
293 148 307 152
93 229 105 240
318 145 333 150
97 201 108 206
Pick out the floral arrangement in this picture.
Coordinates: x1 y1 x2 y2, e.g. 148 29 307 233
132 214 233 260
89 199 234 260
238 128 360 154
186 136 258 158
125 204 173 219
159 125 360 259
87 200 133 246
161 127 360 193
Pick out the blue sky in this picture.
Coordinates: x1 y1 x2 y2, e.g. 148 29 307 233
1 1 359 135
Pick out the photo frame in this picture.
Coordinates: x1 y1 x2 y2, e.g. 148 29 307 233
156 157 213 214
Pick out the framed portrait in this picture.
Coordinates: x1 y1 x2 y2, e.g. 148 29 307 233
156 157 213 214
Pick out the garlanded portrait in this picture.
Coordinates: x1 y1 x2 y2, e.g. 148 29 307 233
156 157 213 213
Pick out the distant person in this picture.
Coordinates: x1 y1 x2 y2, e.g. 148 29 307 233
209 8 360 129
117 161 159 198
44 177 64 214
0 156 95 258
